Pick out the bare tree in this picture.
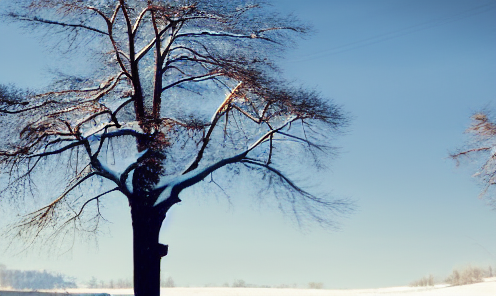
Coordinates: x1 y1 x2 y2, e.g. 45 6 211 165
451 112 496 207
0 1 351 295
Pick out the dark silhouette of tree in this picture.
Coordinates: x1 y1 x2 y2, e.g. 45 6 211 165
0 1 351 295
451 112 496 207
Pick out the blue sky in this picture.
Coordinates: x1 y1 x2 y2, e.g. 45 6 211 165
1 0 496 289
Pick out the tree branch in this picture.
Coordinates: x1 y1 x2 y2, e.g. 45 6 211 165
450 147 492 159
135 24 173 62
161 73 222 92
11 168 98 241
75 187 120 218
112 97 134 118
176 31 275 43
241 158 308 196
0 100 60 114
183 83 242 174
132 6 153 35
7 13 108 36
0 140 87 159
163 117 295 203
276 131 325 151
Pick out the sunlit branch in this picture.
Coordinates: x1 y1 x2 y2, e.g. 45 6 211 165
74 111 113 135
91 72 127 101
178 117 293 195
110 3 121 24
245 118 296 153
168 46 210 59
180 15 225 22
94 2 131 78
161 117 200 128
183 83 242 174
164 56 219 70
135 24 173 62
33 87 100 98
86 6 110 23
172 122 292 196
100 129 150 141
80 128 150 158
0 100 59 114
132 6 153 35
231 104 262 123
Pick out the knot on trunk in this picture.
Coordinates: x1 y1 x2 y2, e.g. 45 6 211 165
158 243 168 258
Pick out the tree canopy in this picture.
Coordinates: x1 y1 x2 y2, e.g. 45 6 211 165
0 1 351 295
451 112 496 208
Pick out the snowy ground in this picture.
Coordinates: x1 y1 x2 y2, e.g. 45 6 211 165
25 277 495 296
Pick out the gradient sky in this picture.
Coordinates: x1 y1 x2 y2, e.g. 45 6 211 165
1 0 496 289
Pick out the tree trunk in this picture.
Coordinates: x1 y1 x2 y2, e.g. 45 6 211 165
130 146 179 296
131 205 166 296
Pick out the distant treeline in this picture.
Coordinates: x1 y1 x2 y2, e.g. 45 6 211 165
0 264 76 290
85 275 173 289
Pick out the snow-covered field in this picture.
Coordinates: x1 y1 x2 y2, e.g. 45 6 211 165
30 277 496 296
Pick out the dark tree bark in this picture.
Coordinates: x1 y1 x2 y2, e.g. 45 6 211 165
132 215 161 295
130 153 178 296
131 204 164 296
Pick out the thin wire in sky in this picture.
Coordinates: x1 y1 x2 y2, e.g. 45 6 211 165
290 1 496 63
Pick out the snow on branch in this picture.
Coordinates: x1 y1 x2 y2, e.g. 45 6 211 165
0 0 351 248
183 82 243 174
153 116 296 207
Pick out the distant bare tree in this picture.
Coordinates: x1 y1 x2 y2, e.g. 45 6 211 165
307 282 323 289
451 112 496 207
0 1 351 295
160 276 175 288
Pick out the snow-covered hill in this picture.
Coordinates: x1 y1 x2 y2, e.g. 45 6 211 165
12 277 493 296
